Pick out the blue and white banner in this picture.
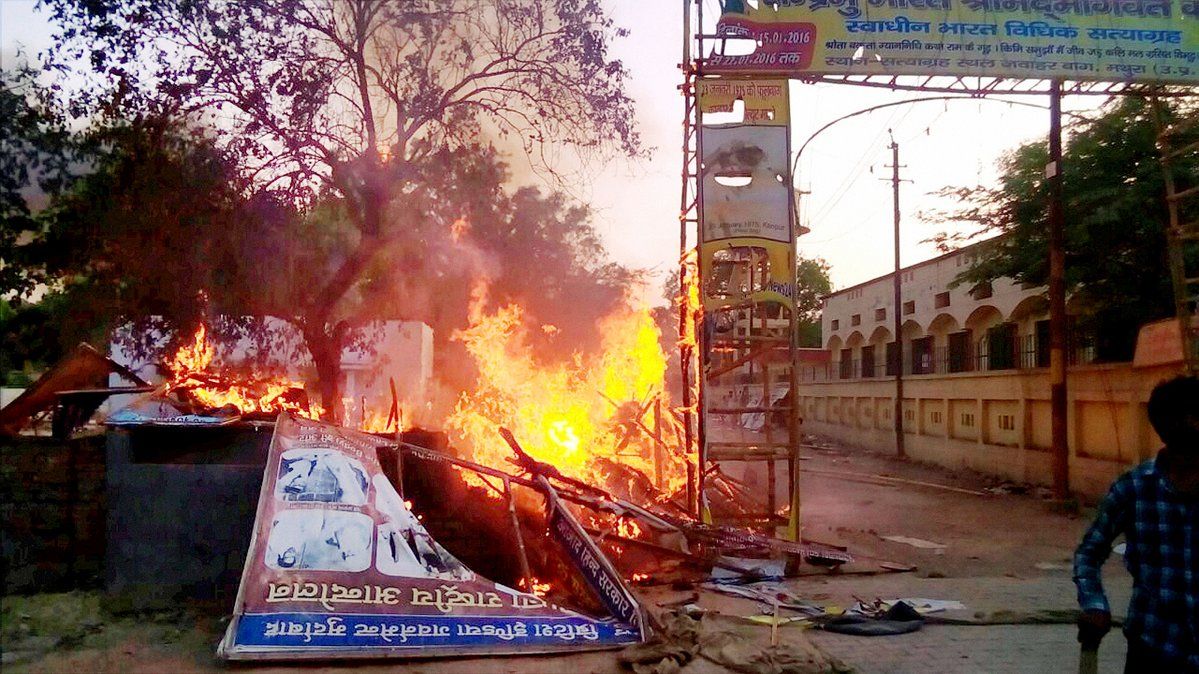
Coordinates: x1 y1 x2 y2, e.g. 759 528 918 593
234 612 639 650
548 501 644 631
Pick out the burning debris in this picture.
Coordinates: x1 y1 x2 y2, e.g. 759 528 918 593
100 293 866 663
107 315 852 583
401 426 854 596
109 324 323 426
446 281 690 502
163 324 321 419
219 414 646 660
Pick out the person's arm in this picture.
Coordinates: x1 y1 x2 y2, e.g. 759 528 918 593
1072 476 1132 648
1072 476 1131 614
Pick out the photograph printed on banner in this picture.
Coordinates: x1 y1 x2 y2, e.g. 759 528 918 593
372 475 473 580
265 509 374 572
276 448 369 505
700 125 791 243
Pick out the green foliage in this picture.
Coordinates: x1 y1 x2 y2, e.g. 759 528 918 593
15 117 280 361
925 97 1199 361
247 143 638 390
795 256 833 323
40 0 644 419
3 113 634 395
1 68 75 300
0 296 73 381
796 321 823 349
795 256 832 347
657 254 831 349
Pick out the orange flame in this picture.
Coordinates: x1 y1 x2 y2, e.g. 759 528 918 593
616 518 642 539
450 217 471 243
679 249 701 348
170 323 215 374
446 280 685 497
165 324 324 418
353 403 411 434
517 577 552 598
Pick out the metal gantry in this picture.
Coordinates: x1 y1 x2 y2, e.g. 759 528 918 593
677 28 700 515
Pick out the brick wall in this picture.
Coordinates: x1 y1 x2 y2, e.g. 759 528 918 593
0 434 106 594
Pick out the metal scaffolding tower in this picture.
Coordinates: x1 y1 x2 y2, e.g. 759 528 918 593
1153 100 1199 374
679 0 803 540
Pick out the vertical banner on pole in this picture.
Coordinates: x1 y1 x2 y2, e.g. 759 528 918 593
695 79 800 536
697 80 796 312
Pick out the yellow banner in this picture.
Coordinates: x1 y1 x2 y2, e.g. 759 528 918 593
706 0 1199 83
700 238 796 311
698 79 790 126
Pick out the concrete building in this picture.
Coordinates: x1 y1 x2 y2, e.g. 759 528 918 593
338 321 434 426
800 244 1187 498
817 243 1078 381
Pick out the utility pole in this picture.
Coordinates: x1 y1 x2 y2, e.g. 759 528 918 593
1047 81 1069 499
886 134 906 459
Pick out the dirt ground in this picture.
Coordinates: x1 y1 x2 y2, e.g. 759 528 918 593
1 438 1123 673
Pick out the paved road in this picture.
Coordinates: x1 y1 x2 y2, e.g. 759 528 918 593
809 623 1127 674
692 438 1139 673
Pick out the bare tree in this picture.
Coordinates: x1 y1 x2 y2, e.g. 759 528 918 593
45 0 641 420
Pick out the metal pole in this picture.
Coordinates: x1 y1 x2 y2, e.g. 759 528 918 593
788 291 802 541
695 0 709 523
503 478 534 590
682 0 690 67
788 97 802 542
1048 80 1070 499
679 0 697 515
890 137 906 459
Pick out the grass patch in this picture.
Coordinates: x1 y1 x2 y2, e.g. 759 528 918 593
1 591 106 648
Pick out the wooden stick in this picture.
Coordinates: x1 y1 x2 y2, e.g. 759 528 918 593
707 342 779 380
771 594 780 646
580 526 757 575
653 400 665 490
504 477 535 592
386 377 399 431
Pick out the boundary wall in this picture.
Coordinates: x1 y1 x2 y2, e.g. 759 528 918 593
798 362 1185 499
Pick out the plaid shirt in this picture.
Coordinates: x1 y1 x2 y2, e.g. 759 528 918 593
1073 457 1198 670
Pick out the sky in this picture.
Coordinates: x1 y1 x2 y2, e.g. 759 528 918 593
0 0 1109 302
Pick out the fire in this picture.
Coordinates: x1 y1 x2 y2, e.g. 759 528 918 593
165 324 323 418
679 249 701 348
353 403 410 434
631 573 649 582
446 280 686 497
616 518 642 539
517 577 552 598
172 323 216 373
450 217 471 243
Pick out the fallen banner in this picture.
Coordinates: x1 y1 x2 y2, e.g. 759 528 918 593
218 413 643 660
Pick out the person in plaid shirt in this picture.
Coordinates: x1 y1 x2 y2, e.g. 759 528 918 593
1073 375 1199 673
